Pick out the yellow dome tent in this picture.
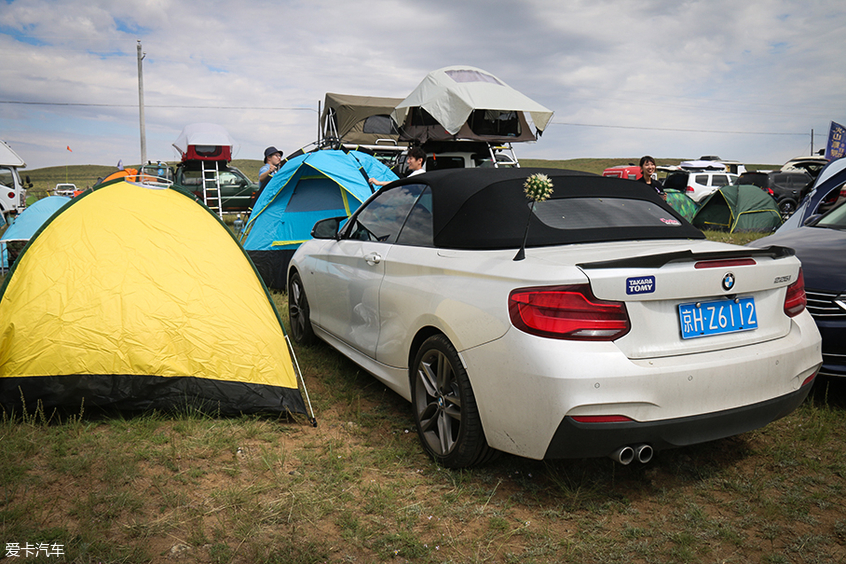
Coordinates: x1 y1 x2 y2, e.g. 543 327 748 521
0 179 312 420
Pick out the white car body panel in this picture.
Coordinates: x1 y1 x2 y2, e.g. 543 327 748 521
289 169 822 462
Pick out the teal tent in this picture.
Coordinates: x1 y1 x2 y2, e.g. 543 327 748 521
692 184 782 233
242 149 397 290
1 196 72 270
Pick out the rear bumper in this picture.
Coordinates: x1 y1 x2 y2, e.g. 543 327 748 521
461 311 821 460
544 382 814 459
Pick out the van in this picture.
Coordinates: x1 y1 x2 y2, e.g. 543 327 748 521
0 139 31 218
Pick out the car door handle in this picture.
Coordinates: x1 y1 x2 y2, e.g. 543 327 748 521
364 252 382 266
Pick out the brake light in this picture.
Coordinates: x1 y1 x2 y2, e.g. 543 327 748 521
695 258 756 269
685 186 694 193
509 284 630 340
784 269 806 317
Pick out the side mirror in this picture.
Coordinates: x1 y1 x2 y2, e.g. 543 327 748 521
803 214 822 226
25 175 32 188
311 216 346 239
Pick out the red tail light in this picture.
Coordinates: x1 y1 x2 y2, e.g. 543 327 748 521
685 186 694 193
509 284 630 341
784 269 806 317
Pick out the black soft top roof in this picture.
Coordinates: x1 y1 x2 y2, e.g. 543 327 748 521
386 168 705 249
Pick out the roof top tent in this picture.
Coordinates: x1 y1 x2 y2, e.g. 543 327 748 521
319 93 404 162
172 123 236 162
392 66 554 168
172 123 238 216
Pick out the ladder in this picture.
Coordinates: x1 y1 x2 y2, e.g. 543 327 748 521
201 161 223 217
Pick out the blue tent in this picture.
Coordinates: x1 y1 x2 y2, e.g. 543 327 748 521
241 150 398 289
1 196 72 270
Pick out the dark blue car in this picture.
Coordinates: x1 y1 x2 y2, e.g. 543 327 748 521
750 202 846 378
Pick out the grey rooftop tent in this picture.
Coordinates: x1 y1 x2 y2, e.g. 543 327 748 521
320 93 403 147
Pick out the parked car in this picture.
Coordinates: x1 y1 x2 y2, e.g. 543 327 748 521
602 165 641 180
173 161 259 212
735 170 814 218
780 158 846 231
749 201 846 378
287 168 821 468
52 183 77 197
663 168 738 203
781 155 829 179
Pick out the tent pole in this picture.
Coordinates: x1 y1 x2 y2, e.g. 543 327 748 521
285 334 317 427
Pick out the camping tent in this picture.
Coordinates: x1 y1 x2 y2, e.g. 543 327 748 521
1 195 71 270
392 65 554 144
692 184 782 233
172 123 236 161
0 179 309 418
663 189 698 222
242 149 397 290
321 92 403 147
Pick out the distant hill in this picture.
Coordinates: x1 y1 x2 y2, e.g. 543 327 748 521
22 158 778 199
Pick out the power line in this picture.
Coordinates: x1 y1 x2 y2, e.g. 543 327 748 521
551 121 808 136
0 100 317 111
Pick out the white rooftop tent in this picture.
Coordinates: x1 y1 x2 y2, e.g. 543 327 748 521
172 123 237 162
392 66 554 143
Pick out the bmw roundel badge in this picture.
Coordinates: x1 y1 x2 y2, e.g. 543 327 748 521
722 272 736 291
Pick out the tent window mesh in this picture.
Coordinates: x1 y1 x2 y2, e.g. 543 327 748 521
286 178 345 212
362 115 398 135
445 69 503 85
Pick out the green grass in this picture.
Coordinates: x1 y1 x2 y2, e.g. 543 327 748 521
2 292 843 563
2 162 842 563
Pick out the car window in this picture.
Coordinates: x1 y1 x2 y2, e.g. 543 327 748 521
711 175 730 187
663 173 687 190
0 167 13 189
694 174 708 185
533 198 683 229
218 171 242 186
345 183 426 244
396 187 434 247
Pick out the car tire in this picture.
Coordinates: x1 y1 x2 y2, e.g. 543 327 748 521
778 198 797 219
411 334 494 468
288 271 317 346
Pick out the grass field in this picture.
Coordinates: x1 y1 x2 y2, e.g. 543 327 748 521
3 161 843 563
2 293 844 564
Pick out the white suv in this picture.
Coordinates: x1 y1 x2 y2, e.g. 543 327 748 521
663 169 738 203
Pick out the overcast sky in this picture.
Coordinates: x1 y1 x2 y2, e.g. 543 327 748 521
1 0 844 171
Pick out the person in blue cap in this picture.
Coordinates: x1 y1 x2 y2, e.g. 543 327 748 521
258 146 283 189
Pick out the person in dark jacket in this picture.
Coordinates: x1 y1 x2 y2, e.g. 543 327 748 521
637 155 666 199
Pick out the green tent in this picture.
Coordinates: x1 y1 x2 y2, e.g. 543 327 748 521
692 184 782 233
663 189 698 222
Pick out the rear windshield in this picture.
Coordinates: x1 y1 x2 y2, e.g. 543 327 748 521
533 198 683 230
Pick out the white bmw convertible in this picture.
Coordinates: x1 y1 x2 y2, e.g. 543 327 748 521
287 168 822 468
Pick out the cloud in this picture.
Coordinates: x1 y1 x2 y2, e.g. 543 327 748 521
1 0 844 170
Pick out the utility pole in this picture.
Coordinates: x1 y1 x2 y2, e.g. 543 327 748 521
137 40 147 165
811 129 814 155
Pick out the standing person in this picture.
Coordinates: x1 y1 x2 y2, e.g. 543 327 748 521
637 155 666 199
258 146 284 189
370 147 426 187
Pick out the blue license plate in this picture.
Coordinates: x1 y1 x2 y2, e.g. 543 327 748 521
678 297 758 339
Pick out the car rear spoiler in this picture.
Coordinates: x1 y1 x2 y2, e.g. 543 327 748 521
577 245 794 270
